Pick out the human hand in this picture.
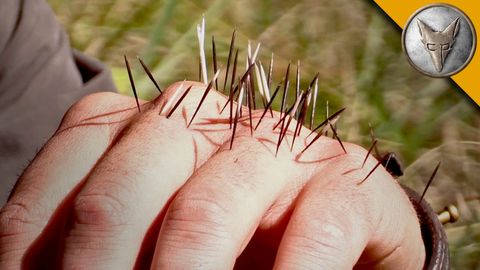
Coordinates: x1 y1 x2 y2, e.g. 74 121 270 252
0 81 425 269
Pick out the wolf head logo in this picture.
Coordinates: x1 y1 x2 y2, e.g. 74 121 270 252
417 18 460 72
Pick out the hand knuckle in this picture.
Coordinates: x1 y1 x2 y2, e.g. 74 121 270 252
0 201 35 238
61 92 122 127
288 223 347 261
163 195 230 246
72 192 127 227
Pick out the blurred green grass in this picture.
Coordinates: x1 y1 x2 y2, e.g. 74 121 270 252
47 0 480 268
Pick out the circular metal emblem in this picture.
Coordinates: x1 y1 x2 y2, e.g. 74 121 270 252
402 4 476 77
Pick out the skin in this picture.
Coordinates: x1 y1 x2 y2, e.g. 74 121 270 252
0 81 425 269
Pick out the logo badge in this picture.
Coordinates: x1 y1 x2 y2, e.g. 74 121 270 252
402 4 476 77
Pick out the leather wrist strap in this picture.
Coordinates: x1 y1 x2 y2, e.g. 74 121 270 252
402 185 449 270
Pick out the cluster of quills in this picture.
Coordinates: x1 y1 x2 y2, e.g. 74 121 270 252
122 17 441 204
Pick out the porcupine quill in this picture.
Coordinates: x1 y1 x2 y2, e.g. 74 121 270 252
293 73 318 141
166 85 193 118
273 98 296 130
258 61 274 117
124 55 141 113
159 80 185 115
254 62 268 111
276 92 305 156
290 96 307 151
369 123 381 157
248 63 257 110
280 63 291 119
223 29 236 93
273 83 312 133
198 56 202 82
362 139 378 168
325 100 329 137
197 16 208 84
255 84 281 130
223 49 239 128
274 106 288 157
267 53 274 89
419 162 441 203
230 82 245 149
223 64 254 129
246 76 253 135
308 107 346 136
221 62 255 114
368 124 404 178
212 35 218 91
309 77 319 129
296 90 310 137
247 43 261 110
187 70 221 127
357 157 384 185
231 49 239 94
357 153 393 185
228 84 238 128
329 122 347 154
138 57 162 94
295 60 300 98
291 76 316 151
300 107 346 154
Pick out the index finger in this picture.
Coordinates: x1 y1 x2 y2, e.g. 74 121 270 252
0 92 138 268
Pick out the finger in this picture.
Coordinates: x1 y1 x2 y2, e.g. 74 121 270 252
274 145 425 270
61 81 231 269
150 112 325 269
0 92 138 268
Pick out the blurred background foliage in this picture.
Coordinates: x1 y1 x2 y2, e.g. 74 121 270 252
47 0 480 268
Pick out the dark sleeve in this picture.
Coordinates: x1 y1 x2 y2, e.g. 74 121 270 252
0 0 117 204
